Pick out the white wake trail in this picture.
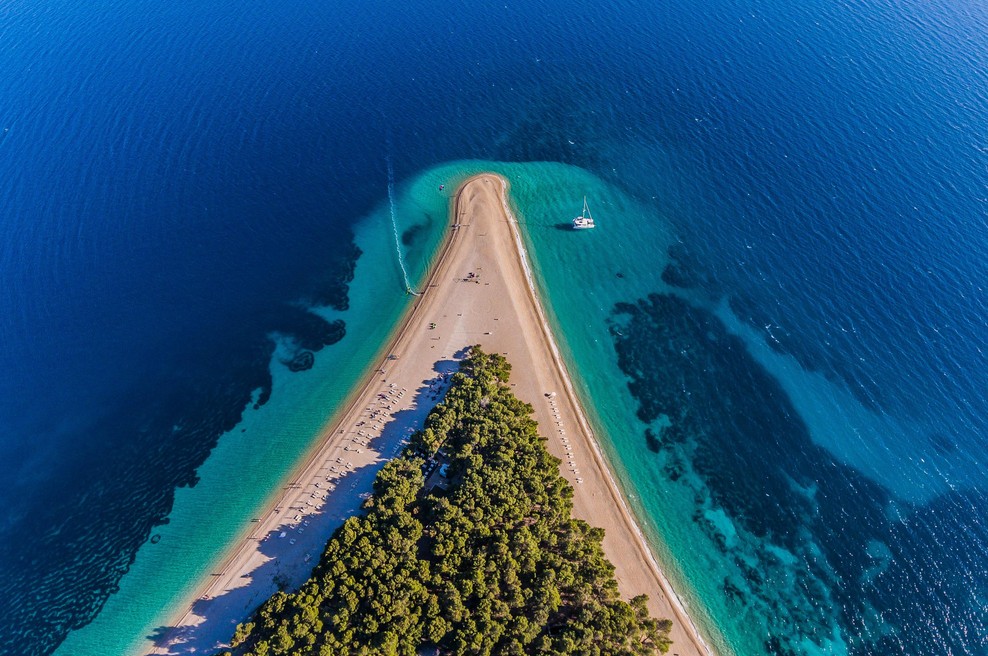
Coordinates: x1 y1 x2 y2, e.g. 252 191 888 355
386 157 419 295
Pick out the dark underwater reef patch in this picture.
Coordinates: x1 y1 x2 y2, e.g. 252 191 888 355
296 241 360 312
401 221 427 247
0 242 360 655
609 292 988 656
660 243 722 298
489 69 605 169
285 350 315 372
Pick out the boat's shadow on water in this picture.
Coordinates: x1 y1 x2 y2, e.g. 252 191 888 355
145 356 463 656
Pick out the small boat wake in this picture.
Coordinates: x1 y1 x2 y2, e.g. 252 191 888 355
386 156 421 296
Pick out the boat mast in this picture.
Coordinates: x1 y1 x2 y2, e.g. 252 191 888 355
583 196 593 222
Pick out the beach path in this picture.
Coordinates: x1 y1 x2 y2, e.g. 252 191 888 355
146 174 709 656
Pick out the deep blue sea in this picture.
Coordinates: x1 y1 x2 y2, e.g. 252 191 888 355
0 0 985 654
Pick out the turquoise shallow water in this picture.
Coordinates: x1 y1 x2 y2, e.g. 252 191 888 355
489 163 731 649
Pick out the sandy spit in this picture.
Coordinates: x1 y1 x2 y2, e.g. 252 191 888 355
145 174 713 656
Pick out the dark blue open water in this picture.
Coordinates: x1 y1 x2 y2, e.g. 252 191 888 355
0 0 985 654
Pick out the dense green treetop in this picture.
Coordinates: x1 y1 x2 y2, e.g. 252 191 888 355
222 347 671 656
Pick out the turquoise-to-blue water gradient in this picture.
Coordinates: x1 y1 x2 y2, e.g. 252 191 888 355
1 0 986 654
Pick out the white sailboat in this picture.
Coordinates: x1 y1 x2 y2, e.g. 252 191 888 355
572 196 595 230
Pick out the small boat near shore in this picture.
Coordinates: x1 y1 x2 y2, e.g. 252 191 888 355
572 196 595 230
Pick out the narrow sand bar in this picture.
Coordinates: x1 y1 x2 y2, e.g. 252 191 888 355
147 174 711 656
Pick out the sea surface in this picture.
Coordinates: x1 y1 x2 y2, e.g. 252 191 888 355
0 0 985 654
